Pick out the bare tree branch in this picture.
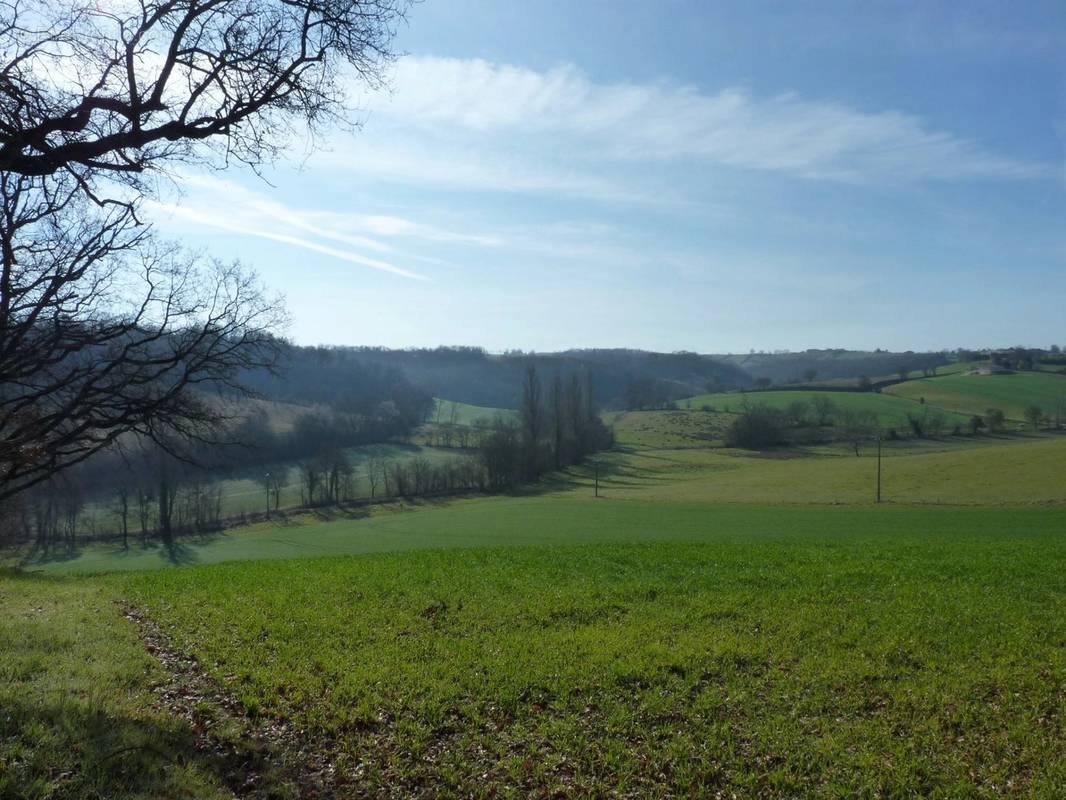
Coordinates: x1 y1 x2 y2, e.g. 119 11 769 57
0 0 407 500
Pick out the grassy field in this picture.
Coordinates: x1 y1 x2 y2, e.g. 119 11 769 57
107 518 1063 796
887 371 1066 421
24 430 1066 576
212 442 473 516
5 507 1064 797
431 398 516 426
597 435 1066 506
0 572 230 798
604 408 734 448
683 389 969 430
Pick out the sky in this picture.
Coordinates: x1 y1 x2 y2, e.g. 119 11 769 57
149 0 1066 354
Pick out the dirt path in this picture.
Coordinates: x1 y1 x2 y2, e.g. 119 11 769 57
122 604 347 799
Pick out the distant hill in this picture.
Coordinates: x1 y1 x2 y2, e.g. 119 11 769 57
238 345 962 413
333 347 752 410
712 349 951 385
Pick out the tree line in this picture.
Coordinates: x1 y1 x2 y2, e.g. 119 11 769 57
721 395 1061 452
479 365 614 491
4 365 616 550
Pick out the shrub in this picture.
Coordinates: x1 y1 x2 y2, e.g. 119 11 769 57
725 406 787 449
985 408 1006 433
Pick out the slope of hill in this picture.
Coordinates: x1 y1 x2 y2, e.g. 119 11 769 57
713 349 950 384
886 371 1066 421
344 347 752 409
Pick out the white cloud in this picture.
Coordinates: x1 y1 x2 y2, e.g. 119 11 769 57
321 138 661 203
145 182 431 281
362 56 1047 183
144 173 525 279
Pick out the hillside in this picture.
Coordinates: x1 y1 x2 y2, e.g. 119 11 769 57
351 347 752 409
712 349 951 384
886 371 1066 421
683 389 968 431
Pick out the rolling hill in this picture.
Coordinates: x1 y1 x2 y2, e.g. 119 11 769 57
886 370 1066 421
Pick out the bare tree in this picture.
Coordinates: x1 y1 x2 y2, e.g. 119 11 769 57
298 460 321 506
365 454 381 499
1024 404 1044 432
0 222 284 500
550 372 564 468
259 466 289 515
811 395 837 426
380 457 392 497
0 0 407 182
113 485 131 549
268 467 287 512
135 483 155 545
0 0 408 501
840 409 880 456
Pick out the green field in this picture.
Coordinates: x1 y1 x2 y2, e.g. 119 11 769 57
6 507 1064 797
887 371 1066 421
604 408 734 448
212 442 473 516
601 434 1066 506
684 388 968 430
431 397 516 426
25 432 1066 575
6 382 1066 797
117 526 1064 797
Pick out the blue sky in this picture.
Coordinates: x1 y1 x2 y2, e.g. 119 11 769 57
150 1 1066 353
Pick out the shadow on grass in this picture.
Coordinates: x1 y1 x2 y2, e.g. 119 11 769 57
18 531 226 570
0 692 284 799
160 537 202 567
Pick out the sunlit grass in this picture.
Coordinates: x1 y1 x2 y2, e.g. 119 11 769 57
113 522 1066 797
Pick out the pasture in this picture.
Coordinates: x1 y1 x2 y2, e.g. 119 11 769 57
604 408 734 448
599 433 1066 506
24 431 1066 577
887 371 1066 421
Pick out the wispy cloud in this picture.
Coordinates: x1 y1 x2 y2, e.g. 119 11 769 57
360 56 1048 184
150 199 431 281
321 138 663 203
146 174 520 280
145 176 440 280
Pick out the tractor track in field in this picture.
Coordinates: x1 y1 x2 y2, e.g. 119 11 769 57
122 603 348 799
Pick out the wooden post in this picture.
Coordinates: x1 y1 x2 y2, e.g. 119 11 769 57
265 472 271 518
594 462 599 498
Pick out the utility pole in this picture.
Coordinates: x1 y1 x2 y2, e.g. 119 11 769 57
875 438 882 504
594 462 600 498
265 472 271 517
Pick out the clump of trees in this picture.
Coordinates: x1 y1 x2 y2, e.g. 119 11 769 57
840 409 880 455
985 408 1007 433
1024 405 1046 431
906 409 946 439
725 404 787 449
480 365 614 490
